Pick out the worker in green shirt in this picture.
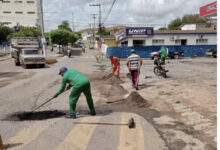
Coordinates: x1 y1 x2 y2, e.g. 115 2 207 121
53 67 96 119
160 46 167 63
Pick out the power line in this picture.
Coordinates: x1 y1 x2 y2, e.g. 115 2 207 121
102 0 117 25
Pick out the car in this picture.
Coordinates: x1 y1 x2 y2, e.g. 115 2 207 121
168 51 184 59
150 48 184 59
206 49 217 58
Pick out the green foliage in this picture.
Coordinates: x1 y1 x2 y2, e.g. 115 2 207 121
168 18 182 30
98 27 111 36
49 29 79 48
58 20 72 32
205 23 211 28
0 24 13 43
182 14 207 24
167 14 209 30
68 32 78 45
75 32 82 39
50 29 70 46
15 26 41 37
44 32 50 38
158 27 167 30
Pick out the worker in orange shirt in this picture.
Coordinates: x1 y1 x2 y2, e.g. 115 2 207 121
110 56 120 78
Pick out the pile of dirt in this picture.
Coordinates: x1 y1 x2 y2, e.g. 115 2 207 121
125 91 149 108
97 84 128 98
104 75 124 84
86 73 104 81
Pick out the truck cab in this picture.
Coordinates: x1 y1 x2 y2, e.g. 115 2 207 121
19 49 45 68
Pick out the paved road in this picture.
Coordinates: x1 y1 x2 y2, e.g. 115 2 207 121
3 112 166 150
0 48 167 150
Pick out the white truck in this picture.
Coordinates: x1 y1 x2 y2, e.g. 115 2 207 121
10 37 46 68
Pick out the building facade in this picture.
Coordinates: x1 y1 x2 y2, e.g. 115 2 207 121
117 28 217 47
104 27 216 58
0 0 40 27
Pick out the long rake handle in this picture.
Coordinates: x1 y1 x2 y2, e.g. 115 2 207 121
31 97 55 113
74 122 128 126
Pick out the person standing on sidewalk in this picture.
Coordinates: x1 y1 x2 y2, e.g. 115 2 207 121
53 67 96 119
127 49 142 90
110 56 120 78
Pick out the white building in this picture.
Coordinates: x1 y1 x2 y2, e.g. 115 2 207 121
117 28 217 47
0 0 41 27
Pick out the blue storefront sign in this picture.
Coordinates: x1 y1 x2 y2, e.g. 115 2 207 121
126 27 154 37
116 27 154 41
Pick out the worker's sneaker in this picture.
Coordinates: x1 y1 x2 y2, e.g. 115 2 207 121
65 114 76 119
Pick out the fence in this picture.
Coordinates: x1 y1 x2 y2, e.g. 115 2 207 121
106 45 217 58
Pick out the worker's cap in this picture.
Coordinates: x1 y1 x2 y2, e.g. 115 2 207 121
130 49 135 53
58 67 68 75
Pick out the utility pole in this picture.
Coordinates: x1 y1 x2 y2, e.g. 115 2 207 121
72 12 74 32
91 14 97 49
39 0 47 57
89 4 101 35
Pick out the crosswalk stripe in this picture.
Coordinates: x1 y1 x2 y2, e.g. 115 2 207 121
5 119 58 150
56 116 101 150
118 113 144 150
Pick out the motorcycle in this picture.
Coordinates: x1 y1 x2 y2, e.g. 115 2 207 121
67 50 71 58
153 52 168 78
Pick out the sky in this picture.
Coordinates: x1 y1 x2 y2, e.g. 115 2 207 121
43 0 215 32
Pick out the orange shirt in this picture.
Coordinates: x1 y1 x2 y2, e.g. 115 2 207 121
111 57 120 66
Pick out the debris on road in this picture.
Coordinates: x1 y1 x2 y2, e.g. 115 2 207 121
45 57 57 64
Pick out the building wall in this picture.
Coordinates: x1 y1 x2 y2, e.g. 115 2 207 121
0 0 39 27
106 45 217 58
104 40 118 47
122 34 216 46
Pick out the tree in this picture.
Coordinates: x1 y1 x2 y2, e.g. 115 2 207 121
68 32 78 45
168 18 182 30
14 26 41 37
49 29 70 53
0 23 13 43
97 27 110 36
158 27 167 30
167 14 209 30
58 21 72 32
182 14 207 24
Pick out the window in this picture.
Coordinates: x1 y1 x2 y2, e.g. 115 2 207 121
15 11 23 14
121 41 128 46
3 11 11 14
15 0 23 3
27 0 34 3
196 39 208 44
2 1 10 3
133 40 145 46
175 40 181 45
27 11 35 14
152 39 164 45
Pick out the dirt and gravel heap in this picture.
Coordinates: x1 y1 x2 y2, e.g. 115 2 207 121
125 91 149 107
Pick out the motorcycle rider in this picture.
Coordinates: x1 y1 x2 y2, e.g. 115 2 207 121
67 49 71 58
154 46 167 66
159 46 167 64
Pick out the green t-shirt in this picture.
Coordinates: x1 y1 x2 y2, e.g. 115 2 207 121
160 47 167 62
56 69 88 95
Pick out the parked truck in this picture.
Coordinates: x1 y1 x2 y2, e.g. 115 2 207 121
10 37 46 68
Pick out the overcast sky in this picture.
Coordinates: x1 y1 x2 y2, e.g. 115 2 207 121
43 0 215 32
